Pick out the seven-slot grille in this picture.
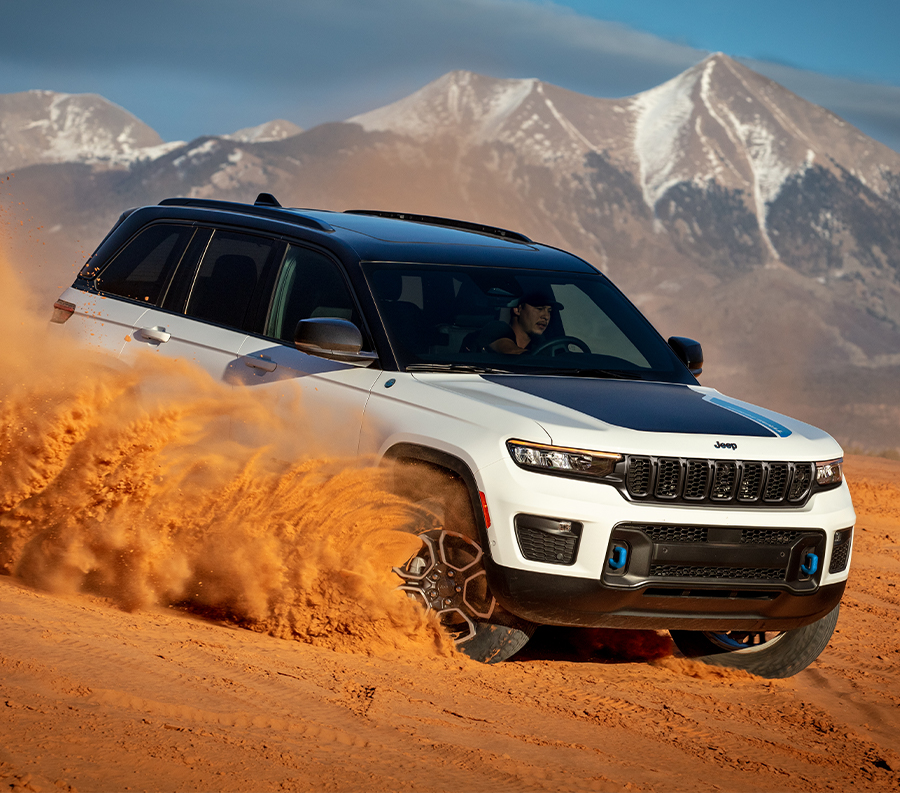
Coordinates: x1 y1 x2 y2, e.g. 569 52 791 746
625 457 814 506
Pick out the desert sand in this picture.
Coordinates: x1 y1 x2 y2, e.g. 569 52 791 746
1 455 899 793
1 248 899 792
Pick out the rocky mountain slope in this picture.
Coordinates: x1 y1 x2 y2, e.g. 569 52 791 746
223 119 304 143
2 54 899 450
0 90 177 172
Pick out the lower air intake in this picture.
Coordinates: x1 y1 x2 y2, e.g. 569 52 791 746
514 515 582 566
649 565 786 581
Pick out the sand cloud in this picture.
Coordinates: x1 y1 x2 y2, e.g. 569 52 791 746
0 249 452 658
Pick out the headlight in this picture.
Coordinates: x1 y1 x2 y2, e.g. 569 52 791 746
507 440 622 479
816 458 843 487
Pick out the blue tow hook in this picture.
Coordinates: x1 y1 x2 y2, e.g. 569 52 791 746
608 544 628 571
800 552 819 576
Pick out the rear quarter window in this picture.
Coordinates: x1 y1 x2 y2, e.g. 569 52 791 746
93 224 194 304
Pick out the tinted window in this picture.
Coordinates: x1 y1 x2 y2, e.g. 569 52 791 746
265 245 363 343
363 263 694 383
185 230 281 330
94 224 193 304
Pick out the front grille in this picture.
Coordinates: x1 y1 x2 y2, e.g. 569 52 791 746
626 457 652 496
789 464 814 500
764 463 790 501
624 456 815 507
710 462 738 500
738 463 764 500
650 564 785 581
683 461 710 500
656 458 681 498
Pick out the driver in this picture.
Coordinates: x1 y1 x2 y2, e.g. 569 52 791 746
476 290 563 355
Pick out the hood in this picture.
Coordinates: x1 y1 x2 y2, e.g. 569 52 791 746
417 374 840 459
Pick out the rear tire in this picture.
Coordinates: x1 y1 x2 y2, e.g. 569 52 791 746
670 604 840 679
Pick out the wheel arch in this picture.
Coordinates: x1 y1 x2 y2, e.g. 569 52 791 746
381 442 490 550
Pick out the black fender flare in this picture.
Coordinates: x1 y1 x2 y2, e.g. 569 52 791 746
381 442 491 552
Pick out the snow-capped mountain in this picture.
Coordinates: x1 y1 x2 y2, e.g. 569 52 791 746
223 119 303 143
3 57 900 451
349 56 900 267
0 90 181 172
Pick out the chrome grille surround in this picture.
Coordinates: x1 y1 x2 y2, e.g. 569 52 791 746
623 457 816 507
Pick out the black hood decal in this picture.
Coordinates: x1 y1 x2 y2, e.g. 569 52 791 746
480 376 782 437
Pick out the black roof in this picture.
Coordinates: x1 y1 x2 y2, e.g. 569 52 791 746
155 196 597 272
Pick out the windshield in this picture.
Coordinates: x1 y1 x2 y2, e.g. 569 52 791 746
363 263 695 383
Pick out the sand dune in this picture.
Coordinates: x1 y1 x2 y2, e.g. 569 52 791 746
1 459 898 792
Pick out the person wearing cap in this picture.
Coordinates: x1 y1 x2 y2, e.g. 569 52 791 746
475 289 563 355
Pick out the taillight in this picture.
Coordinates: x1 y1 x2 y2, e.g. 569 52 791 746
50 299 76 324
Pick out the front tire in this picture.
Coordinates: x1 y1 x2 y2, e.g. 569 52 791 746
670 604 840 679
394 528 533 663
391 462 533 663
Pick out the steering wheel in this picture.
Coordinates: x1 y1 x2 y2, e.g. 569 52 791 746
529 335 591 356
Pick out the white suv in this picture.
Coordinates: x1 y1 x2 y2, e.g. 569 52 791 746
52 194 855 677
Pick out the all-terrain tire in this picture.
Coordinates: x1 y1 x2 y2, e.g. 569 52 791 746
391 459 534 663
670 604 840 679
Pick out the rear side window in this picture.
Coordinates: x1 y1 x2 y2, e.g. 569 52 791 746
93 224 193 304
265 244 363 343
184 231 282 330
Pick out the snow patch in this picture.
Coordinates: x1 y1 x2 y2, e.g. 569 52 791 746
347 71 537 143
173 139 219 169
631 68 699 209
224 120 303 143
536 84 593 151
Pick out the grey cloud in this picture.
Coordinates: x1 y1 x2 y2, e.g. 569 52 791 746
0 0 704 138
746 60 900 153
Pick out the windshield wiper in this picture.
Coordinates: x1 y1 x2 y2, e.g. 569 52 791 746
545 368 644 380
405 363 517 374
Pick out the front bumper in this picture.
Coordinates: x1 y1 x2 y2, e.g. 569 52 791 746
487 562 846 631
476 457 855 630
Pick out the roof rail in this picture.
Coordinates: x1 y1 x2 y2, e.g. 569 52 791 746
158 197 334 232
344 209 532 243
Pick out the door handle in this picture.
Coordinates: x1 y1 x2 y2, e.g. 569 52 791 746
139 326 170 343
243 355 277 373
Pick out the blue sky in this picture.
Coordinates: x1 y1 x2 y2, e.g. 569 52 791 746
562 0 899 85
2 0 899 151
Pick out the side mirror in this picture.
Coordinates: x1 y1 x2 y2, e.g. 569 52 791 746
294 318 378 367
668 336 703 376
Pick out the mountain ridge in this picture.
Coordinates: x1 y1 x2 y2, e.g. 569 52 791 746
0 89 177 172
2 59 899 451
